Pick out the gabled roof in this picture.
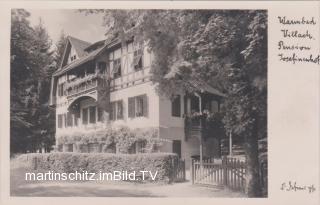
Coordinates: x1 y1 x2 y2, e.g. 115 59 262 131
53 45 107 76
58 36 91 70
68 36 91 58
53 36 120 77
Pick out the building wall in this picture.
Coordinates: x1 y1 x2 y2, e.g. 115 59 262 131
106 41 152 77
53 39 221 164
109 81 160 129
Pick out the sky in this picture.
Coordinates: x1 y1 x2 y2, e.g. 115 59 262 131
27 9 107 44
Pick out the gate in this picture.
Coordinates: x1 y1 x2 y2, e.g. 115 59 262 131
173 159 186 182
191 156 246 192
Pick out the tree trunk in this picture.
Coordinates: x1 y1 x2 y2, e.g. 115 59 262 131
244 117 262 197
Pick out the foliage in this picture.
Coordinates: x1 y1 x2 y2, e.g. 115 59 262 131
16 152 180 183
56 126 161 154
54 30 67 68
88 9 267 197
10 9 58 154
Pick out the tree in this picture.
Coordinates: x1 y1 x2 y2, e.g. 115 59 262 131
90 9 267 197
54 30 67 68
11 9 56 154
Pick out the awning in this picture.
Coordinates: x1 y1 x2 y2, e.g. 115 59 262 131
188 79 226 97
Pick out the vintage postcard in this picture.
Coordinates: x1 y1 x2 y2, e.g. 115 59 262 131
0 1 319 205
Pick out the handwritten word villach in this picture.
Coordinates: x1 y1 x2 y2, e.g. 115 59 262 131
278 16 316 25
280 29 314 40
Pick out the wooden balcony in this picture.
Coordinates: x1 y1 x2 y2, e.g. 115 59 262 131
65 74 100 99
184 117 204 140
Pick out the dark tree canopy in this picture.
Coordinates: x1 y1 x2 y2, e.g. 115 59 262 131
10 9 62 154
88 9 267 197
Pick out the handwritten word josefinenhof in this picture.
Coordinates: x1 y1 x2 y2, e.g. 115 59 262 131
278 53 320 65
281 181 316 193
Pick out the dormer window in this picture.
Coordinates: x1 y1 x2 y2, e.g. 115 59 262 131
70 55 77 62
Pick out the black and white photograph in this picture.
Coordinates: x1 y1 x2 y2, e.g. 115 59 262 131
8 8 268 198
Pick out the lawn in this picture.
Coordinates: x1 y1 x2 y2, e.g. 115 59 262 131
10 164 246 197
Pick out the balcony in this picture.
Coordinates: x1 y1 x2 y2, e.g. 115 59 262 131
184 116 204 140
65 74 100 99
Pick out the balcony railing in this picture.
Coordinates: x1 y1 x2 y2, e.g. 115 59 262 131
66 74 99 98
184 116 204 140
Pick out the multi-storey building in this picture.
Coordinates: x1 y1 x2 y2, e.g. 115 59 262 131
49 36 224 167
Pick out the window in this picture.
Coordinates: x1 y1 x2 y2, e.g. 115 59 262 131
132 49 143 71
70 55 76 62
58 83 64 97
136 96 144 117
128 94 148 118
112 58 121 78
58 114 63 128
74 114 78 126
171 95 181 117
117 101 123 119
98 62 106 74
89 106 96 124
66 112 73 127
82 108 88 125
110 100 123 121
97 107 103 122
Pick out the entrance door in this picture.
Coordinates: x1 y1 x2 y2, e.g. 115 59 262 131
172 140 181 158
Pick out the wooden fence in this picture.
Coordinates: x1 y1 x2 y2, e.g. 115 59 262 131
191 156 246 192
173 159 186 182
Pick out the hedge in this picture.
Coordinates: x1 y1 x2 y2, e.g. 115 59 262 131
17 152 180 183
55 126 161 154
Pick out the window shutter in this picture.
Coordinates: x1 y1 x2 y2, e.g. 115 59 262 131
184 95 187 115
171 95 181 117
89 106 96 123
110 102 115 121
128 97 135 118
82 108 88 125
142 94 148 117
64 114 67 127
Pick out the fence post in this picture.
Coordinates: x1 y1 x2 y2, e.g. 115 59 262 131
191 159 194 184
183 159 186 181
223 156 227 186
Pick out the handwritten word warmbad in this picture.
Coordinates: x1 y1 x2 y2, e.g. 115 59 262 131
278 16 316 25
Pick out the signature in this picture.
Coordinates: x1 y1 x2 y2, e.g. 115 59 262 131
280 181 316 193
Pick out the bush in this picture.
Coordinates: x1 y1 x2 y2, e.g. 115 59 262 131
56 126 162 154
16 152 179 183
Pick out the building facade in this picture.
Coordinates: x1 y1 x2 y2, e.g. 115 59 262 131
49 36 224 167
